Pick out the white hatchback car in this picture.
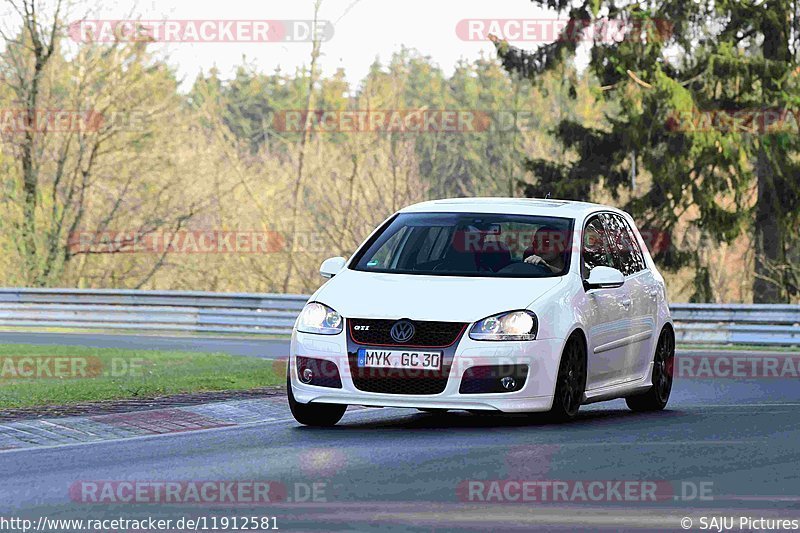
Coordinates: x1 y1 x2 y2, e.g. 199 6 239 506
288 198 674 426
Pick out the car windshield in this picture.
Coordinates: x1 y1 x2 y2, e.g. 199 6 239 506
352 212 574 277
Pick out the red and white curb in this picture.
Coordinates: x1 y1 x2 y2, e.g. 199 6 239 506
0 397 295 451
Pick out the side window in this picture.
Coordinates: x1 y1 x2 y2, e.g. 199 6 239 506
619 215 646 273
602 213 646 276
601 214 631 276
582 215 616 278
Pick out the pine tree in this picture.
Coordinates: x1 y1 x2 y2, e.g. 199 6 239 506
493 0 800 302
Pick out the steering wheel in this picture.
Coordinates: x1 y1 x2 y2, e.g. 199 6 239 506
497 262 551 276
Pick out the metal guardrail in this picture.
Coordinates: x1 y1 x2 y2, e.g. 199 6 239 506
0 289 797 346
0 288 307 336
671 303 800 346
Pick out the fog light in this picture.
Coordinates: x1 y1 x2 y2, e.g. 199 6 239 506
301 368 314 384
500 376 516 390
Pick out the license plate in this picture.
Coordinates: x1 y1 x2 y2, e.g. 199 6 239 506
357 348 442 370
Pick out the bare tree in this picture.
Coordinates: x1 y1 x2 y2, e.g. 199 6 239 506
282 0 324 292
0 0 202 287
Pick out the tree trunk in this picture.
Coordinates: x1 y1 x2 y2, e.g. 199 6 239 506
753 0 789 303
753 145 783 302
282 0 323 293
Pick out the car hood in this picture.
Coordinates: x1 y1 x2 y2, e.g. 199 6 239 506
313 268 565 323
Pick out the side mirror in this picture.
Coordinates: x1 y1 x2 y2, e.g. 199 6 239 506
320 256 347 279
585 266 624 290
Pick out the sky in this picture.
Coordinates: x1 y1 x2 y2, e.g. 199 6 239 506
36 0 558 90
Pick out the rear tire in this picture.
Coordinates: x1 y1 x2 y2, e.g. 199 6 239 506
287 373 347 427
547 334 587 422
626 328 674 412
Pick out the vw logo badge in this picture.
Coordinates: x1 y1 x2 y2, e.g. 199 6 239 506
390 320 415 343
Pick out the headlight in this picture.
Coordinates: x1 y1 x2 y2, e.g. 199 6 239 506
469 310 538 341
296 302 343 335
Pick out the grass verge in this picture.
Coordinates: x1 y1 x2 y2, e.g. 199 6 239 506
0 344 284 408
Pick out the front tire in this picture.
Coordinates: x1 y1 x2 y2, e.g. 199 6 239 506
547 334 587 421
287 374 347 427
626 327 675 412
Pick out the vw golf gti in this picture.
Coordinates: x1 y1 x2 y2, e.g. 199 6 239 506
288 198 674 426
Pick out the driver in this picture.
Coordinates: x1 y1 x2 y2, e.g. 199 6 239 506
523 225 565 274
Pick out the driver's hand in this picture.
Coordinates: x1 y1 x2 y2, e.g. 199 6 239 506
524 254 546 266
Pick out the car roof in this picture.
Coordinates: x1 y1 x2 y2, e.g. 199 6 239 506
399 197 626 221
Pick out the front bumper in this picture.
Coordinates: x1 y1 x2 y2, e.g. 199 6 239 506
289 329 565 413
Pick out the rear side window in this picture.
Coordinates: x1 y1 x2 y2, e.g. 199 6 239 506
619 215 647 273
582 215 616 278
602 213 646 276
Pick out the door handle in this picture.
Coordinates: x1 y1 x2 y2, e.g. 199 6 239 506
621 298 633 309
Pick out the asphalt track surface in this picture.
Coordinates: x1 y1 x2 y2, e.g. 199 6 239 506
1 333 799 531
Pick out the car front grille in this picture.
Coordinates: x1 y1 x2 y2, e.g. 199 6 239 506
348 318 467 347
350 370 450 395
346 318 466 395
